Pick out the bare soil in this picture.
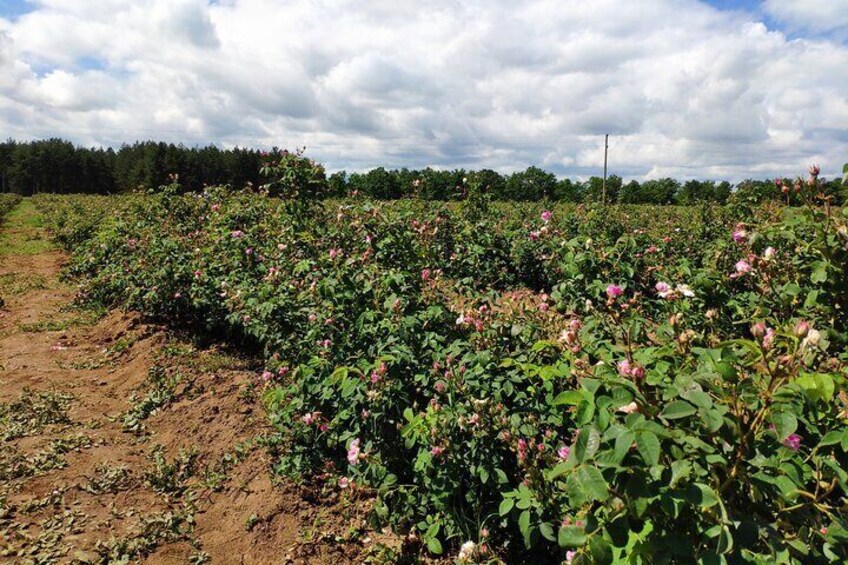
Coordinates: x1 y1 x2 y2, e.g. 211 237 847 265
0 203 394 564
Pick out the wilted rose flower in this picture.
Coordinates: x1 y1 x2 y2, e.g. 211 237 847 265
421 268 431 281
809 164 820 177
338 477 350 489
735 260 752 275
430 445 445 457
541 210 552 223
617 359 632 376
656 281 672 298
751 322 767 338
802 328 821 349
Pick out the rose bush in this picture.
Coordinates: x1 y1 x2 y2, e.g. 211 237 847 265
32 165 848 563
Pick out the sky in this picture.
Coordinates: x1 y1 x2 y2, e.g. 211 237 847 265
0 0 846 181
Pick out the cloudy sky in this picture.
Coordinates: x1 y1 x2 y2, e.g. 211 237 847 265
1 0 846 180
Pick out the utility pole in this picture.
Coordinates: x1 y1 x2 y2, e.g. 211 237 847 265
602 133 609 204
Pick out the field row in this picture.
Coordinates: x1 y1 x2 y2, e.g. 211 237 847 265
31 175 848 563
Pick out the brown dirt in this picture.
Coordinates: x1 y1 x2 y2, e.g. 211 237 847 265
0 222 392 563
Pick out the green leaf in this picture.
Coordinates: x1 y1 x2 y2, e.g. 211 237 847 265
552 390 584 406
576 465 608 501
614 430 635 464
770 411 797 440
819 430 843 448
811 261 828 284
519 510 532 548
689 483 719 508
426 537 443 555
661 400 697 420
539 522 556 542
636 431 660 467
499 498 515 516
558 525 587 548
574 426 601 463
590 535 614 564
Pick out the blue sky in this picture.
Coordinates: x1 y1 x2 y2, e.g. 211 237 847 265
0 0 846 181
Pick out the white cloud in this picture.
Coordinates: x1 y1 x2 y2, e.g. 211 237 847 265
0 0 846 181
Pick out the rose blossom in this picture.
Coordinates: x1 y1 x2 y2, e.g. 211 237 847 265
606 284 623 298
783 433 802 451
347 438 361 465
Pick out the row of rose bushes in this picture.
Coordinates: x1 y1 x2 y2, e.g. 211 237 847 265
33 171 848 563
0 193 21 223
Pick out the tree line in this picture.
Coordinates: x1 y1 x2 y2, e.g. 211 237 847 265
1 138 844 204
0 138 265 196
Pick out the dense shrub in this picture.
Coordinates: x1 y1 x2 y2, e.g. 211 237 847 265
34 166 848 563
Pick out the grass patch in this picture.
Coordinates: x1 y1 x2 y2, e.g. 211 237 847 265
0 272 49 295
0 199 55 257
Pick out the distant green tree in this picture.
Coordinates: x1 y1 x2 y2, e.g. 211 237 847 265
554 178 582 202
583 174 622 203
502 166 558 200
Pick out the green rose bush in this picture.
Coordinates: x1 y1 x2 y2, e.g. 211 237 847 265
32 163 848 563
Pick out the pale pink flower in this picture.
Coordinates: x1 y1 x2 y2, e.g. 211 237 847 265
655 281 672 298
347 439 361 465
735 260 751 275
338 476 350 488
430 445 445 457
763 328 776 350
541 210 552 223
557 445 570 460
617 359 632 376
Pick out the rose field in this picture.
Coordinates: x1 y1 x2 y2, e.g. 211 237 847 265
3 162 848 564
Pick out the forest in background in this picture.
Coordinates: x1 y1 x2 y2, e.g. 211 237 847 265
1 138 844 205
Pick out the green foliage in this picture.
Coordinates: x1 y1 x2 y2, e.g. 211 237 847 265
34 166 848 563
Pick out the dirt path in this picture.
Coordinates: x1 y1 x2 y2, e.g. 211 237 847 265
0 201 373 564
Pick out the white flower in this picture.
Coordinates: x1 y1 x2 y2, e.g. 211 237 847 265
763 247 776 261
617 401 639 414
676 284 695 298
458 541 478 561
